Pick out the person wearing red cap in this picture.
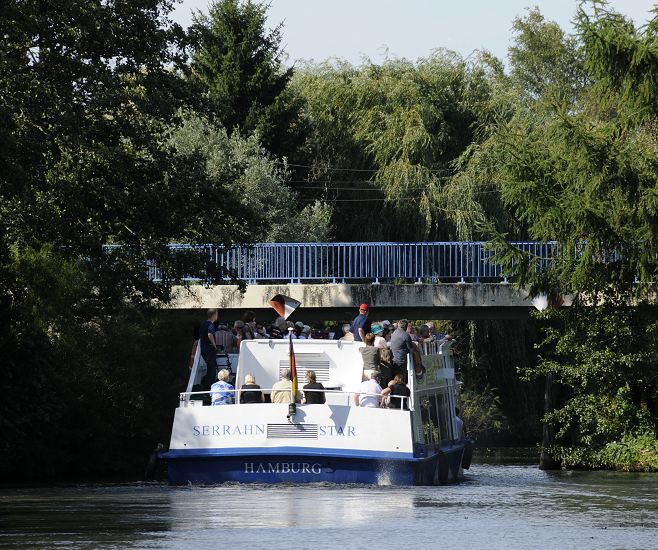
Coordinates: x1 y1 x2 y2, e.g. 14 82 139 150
351 303 372 342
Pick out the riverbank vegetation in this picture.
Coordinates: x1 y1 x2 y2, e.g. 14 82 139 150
1 0 657 479
465 5 658 470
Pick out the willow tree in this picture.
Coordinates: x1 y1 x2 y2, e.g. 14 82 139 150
292 54 494 241
456 4 658 470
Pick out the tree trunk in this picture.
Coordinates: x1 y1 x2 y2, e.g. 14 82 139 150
539 372 562 470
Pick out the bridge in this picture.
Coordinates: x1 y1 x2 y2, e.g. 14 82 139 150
161 242 557 320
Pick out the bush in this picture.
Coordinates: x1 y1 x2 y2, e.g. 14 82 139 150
461 385 508 441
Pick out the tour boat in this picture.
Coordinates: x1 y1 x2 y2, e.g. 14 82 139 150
162 337 469 485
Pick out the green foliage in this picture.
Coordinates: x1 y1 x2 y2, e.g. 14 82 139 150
578 1 658 123
455 4 658 467
509 8 586 103
460 4 658 298
598 433 658 471
460 385 508 440
459 319 543 443
549 433 658 472
3 0 656 479
0 0 262 304
0 244 188 480
527 305 658 470
168 111 333 241
291 54 495 240
0 0 259 481
189 0 304 159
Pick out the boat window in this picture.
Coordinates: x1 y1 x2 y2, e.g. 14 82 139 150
430 395 442 442
420 398 438 445
436 392 451 443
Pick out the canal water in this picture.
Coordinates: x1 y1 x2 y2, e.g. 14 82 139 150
1 457 657 549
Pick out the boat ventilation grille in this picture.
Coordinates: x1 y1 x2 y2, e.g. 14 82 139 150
267 423 319 439
279 359 331 383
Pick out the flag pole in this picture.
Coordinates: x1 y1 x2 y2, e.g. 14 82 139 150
288 327 297 402
267 294 301 421
288 326 297 420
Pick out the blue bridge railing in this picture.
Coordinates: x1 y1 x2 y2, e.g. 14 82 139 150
154 241 560 283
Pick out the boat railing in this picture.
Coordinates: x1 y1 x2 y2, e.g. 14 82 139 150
178 388 409 409
418 339 454 356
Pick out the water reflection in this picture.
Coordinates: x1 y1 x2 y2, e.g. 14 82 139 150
1 466 657 549
168 484 416 530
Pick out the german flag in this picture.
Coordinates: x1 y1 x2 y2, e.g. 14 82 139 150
268 294 301 320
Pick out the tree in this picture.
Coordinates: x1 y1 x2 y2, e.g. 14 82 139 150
189 0 304 159
0 0 262 480
455 3 658 469
443 8 588 240
292 53 495 241
168 111 332 242
0 0 259 305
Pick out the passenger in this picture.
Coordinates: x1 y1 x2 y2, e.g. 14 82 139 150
418 324 434 344
351 303 372 342
210 369 234 405
301 325 312 339
372 323 392 384
233 320 246 348
454 407 465 440
425 321 438 340
390 319 414 380
302 370 326 404
254 323 269 339
381 374 411 410
425 321 453 343
359 333 380 381
371 323 388 349
332 322 348 340
215 320 237 353
187 323 200 371
270 368 300 404
437 333 454 345
199 309 219 392
281 321 298 339
390 319 424 382
339 323 354 341
311 328 327 340
354 371 383 408
242 311 256 340
269 317 286 339
380 320 392 342
240 373 264 403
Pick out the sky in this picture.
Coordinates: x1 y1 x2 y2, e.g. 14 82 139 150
170 0 656 65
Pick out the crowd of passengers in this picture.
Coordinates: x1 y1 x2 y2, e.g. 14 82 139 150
197 305 453 410
210 368 413 410
195 307 453 356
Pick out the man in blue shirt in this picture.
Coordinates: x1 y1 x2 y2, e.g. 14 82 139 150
351 303 371 342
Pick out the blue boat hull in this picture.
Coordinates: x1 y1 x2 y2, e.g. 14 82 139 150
164 445 464 485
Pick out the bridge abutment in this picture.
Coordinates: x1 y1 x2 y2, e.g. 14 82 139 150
165 283 535 321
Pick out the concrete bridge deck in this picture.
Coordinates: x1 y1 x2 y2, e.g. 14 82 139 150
167 283 534 321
